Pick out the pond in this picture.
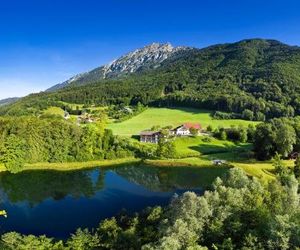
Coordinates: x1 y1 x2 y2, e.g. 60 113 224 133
0 164 229 238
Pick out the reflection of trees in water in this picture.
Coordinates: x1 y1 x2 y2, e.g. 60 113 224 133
114 165 166 191
0 165 230 205
113 165 230 192
95 169 105 190
0 169 105 206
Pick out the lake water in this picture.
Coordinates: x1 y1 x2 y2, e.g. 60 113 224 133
0 164 228 238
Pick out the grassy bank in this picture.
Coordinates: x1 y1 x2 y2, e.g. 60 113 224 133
0 153 290 182
144 157 290 181
0 158 140 172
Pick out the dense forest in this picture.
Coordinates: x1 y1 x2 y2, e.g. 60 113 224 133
0 115 181 172
0 168 299 249
0 117 133 172
2 39 300 120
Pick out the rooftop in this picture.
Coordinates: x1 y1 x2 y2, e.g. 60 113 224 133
140 130 160 136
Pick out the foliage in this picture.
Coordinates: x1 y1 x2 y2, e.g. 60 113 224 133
213 126 249 143
0 135 27 173
242 109 254 121
294 157 300 179
156 139 177 159
108 103 147 122
254 117 298 160
0 117 132 172
189 127 199 136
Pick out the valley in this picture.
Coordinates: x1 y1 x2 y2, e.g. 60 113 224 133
0 38 299 249
0 102 279 180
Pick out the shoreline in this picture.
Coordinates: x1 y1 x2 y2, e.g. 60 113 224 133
0 156 281 180
0 157 140 173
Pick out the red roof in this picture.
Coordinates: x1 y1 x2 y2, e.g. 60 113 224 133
183 123 201 130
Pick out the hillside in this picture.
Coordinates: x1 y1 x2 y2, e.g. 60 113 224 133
2 39 300 119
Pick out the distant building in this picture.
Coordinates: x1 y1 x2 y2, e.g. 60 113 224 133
140 130 161 143
139 122 202 143
173 123 202 136
77 113 95 124
212 159 226 165
123 107 133 114
64 111 70 120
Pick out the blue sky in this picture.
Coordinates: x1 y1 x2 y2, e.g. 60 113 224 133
1 0 300 99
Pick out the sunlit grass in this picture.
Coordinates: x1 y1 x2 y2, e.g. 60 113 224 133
174 136 251 158
43 106 65 116
108 107 259 136
0 158 139 172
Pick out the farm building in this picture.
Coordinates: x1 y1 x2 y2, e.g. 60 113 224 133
140 130 161 143
173 123 202 136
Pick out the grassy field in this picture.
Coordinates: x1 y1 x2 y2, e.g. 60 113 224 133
174 136 251 158
108 107 259 136
43 106 65 116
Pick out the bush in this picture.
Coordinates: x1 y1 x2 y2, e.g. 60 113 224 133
242 109 254 121
213 111 239 120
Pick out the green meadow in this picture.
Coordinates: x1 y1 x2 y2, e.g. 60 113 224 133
174 136 251 158
108 107 259 136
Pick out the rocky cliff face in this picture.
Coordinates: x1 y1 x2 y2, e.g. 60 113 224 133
47 43 189 91
102 43 186 78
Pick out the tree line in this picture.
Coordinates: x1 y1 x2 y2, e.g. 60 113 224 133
253 117 300 160
0 117 133 173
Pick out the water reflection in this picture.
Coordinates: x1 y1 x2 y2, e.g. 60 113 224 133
0 164 229 237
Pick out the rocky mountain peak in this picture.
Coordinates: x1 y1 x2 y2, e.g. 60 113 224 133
102 42 182 77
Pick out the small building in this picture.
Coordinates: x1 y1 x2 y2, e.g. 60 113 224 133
140 130 161 143
173 123 202 136
212 159 226 165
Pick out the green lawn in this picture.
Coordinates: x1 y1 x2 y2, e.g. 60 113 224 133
171 136 277 180
108 107 259 136
43 106 65 116
174 136 251 158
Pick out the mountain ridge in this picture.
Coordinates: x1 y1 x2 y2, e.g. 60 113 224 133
47 42 191 91
3 38 300 120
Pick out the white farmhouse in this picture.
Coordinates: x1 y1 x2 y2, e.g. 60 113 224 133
173 123 202 136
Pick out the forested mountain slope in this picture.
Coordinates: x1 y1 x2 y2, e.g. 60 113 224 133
2 39 300 119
